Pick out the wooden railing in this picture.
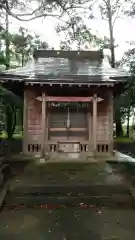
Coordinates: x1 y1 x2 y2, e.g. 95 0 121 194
27 144 41 153
26 142 110 155
96 144 109 153
47 141 89 153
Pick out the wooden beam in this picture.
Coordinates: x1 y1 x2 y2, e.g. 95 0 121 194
41 92 46 157
108 90 114 153
35 96 104 102
33 49 103 61
93 93 97 153
47 96 93 102
25 81 114 87
88 105 92 151
49 128 87 131
23 89 28 153
46 105 49 154
49 139 89 143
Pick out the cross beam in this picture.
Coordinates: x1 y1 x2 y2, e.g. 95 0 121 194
35 96 103 102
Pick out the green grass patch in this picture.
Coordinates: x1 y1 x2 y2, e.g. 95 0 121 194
123 162 135 176
0 131 22 139
114 137 134 143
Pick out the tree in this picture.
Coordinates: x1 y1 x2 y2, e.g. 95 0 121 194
11 29 49 67
0 26 49 68
95 0 134 136
0 86 22 153
97 0 127 67
125 61 135 137
33 35 48 50
0 26 10 69
114 48 135 137
124 1 135 17
120 43 135 68
56 14 108 50
0 0 92 21
11 27 32 67
86 0 131 68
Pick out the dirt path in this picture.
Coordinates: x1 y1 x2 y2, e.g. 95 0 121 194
0 208 135 239
0 160 135 239
9 162 129 190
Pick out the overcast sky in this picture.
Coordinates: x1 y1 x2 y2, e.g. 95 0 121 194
8 9 135 61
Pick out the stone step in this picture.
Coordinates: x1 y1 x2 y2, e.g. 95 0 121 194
5 194 133 208
8 185 130 197
4 184 134 208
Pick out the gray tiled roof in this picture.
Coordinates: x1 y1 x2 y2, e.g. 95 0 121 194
1 52 128 82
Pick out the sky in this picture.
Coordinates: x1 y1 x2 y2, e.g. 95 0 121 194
7 5 135 61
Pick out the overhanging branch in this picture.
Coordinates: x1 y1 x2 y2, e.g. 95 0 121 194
1 3 60 21
0 0 95 21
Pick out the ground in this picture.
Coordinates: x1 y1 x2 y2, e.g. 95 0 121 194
0 155 135 239
0 208 135 239
9 161 126 188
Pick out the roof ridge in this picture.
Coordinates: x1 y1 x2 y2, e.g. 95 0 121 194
33 49 103 60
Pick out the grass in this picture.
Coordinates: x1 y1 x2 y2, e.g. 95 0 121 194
114 137 134 143
0 131 22 139
123 162 135 176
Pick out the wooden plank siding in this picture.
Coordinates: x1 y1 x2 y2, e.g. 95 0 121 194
96 93 111 144
27 89 42 151
24 86 113 157
23 89 28 153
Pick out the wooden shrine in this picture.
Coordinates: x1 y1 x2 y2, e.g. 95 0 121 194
0 49 128 160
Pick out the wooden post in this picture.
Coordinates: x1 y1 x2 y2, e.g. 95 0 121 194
88 104 92 151
23 89 28 154
93 93 97 153
108 89 113 153
41 92 46 158
46 103 49 154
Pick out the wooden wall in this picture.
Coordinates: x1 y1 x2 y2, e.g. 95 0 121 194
23 86 113 154
97 101 110 143
96 89 113 149
25 88 42 146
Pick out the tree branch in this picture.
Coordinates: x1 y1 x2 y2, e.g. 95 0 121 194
0 0 95 21
102 0 109 8
1 5 60 21
112 1 124 28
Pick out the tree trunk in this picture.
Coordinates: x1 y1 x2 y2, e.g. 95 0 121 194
116 117 123 137
5 4 10 70
6 105 13 154
5 105 17 154
131 109 135 139
126 106 131 137
107 0 115 68
22 51 24 67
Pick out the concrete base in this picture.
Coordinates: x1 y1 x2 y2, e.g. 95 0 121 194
19 151 115 163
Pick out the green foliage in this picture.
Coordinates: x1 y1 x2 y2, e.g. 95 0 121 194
0 0 93 21
124 1 135 17
11 27 33 66
119 47 135 109
114 50 135 137
0 26 49 67
0 86 22 107
56 14 108 50
0 85 22 142
115 137 134 143
0 53 6 65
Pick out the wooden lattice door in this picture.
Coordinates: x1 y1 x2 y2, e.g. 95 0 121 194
49 106 88 141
